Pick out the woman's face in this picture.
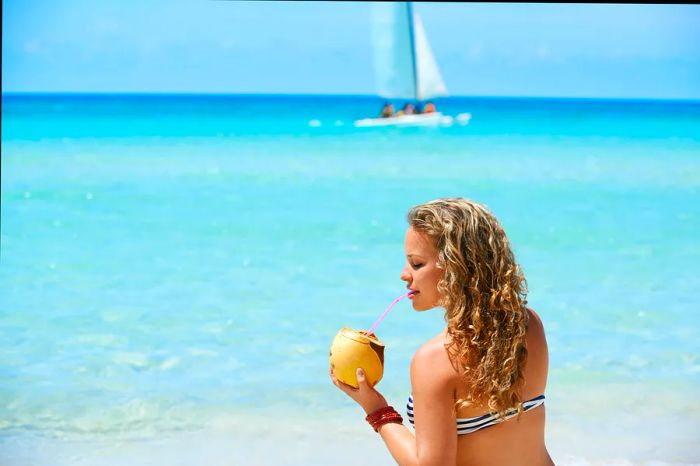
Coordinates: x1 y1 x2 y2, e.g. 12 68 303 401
400 226 444 311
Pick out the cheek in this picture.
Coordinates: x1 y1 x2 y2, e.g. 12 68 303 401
431 268 444 287
420 269 443 298
431 271 445 299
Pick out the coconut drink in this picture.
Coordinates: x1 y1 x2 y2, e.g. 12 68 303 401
329 291 414 389
329 328 385 388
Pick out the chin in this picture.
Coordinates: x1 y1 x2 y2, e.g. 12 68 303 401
412 298 440 312
412 301 431 312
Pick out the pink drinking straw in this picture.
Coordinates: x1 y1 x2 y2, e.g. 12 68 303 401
366 290 415 336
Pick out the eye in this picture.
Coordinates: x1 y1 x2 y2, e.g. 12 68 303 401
410 262 424 270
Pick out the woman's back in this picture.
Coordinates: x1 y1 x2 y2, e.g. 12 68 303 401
429 309 553 466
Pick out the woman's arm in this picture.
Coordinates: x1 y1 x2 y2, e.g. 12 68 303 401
330 341 457 466
356 368 419 466
332 367 419 466
375 419 419 466
410 343 458 466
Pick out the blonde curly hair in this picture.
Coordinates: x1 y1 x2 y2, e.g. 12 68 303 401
407 197 529 416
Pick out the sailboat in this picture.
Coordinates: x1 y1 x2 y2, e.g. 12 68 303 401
355 2 470 128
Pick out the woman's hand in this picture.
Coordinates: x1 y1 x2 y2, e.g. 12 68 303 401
330 367 389 415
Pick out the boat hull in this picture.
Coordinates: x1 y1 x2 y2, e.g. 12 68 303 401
354 112 470 128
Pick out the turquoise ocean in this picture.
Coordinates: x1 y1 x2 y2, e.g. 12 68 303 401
1 94 699 465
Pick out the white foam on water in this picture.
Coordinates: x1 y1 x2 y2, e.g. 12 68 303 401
3 401 699 465
2 423 698 466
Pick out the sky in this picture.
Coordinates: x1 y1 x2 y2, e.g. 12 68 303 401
3 1 700 99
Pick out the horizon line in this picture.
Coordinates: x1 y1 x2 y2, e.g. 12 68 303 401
2 91 699 104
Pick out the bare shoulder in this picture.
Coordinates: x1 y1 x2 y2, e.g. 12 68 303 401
410 332 458 388
525 307 549 356
527 307 546 336
412 332 450 366
523 307 550 395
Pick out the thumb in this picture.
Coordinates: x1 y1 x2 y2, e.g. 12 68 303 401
356 368 367 386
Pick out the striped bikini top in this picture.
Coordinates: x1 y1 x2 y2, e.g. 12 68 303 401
406 394 545 435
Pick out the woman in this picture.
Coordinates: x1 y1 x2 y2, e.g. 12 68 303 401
331 197 554 466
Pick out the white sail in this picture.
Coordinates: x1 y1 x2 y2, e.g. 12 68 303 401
370 2 447 101
413 12 448 100
371 2 415 99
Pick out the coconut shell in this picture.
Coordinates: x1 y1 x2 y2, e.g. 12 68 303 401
329 327 385 388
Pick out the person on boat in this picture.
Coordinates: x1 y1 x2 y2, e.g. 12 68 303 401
380 102 395 118
331 197 554 466
423 101 436 114
396 103 416 116
414 102 424 114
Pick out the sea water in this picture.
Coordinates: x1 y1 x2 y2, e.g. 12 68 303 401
1 94 699 465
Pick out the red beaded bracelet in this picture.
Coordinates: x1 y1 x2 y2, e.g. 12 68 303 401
365 405 404 432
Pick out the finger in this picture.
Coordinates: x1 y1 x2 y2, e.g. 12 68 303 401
329 370 355 391
356 368 368 389
330 366 345 383
334 375 359 392
335 382 356 396
330 366 343 385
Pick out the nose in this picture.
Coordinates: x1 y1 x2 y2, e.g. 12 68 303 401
400 263 411 283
